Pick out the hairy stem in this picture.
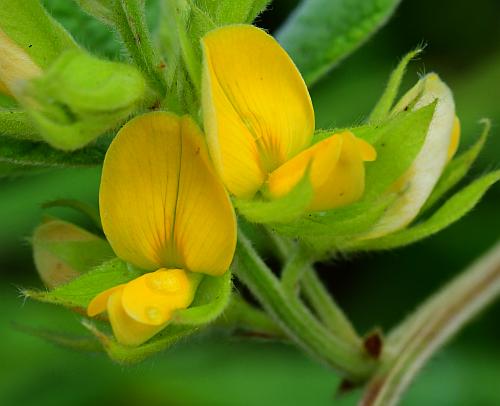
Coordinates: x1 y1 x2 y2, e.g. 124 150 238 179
112 0 167 95
301 267 360 345
236 230 376 381
360 240 500 406
267 228 361 345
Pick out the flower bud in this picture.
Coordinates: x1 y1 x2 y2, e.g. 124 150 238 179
22 50 146 150
33 219 114 289
363 73 458 238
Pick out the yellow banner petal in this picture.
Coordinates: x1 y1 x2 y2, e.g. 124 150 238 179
202 24 315 198
100 112 236 275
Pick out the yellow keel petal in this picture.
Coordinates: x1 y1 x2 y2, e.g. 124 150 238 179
107 287 167 347
202 25 314 197
121 269 196 326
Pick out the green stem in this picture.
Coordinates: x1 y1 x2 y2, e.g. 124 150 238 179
301 267 360 345
281 249 311 294
236 230 375 381
360 241 500 406
112 0 167 95
218 295 285 339
267 228 361 345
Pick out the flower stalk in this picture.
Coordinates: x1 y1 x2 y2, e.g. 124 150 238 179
360 240 500 406
267 229 360 345
235 229 376 381
111 0 167 95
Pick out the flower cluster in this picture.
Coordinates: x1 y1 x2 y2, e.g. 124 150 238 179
7 1 495 365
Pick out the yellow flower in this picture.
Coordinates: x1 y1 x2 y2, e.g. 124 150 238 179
87 112 237 346
201 25 376 212
0 27 42 96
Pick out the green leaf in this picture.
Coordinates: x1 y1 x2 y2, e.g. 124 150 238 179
274 194 396 253
83 320 197 364
0 136 107 167
13 322 103 353
276 0 402 85
369 48 423 122
234 175 313 224
0 109 39 140
0 0 78 69
210 0 271 23
360 102 436 199
172 271 233 325
23 258 141 309
347 170 500 251
0 162 47 178
420 119 490 213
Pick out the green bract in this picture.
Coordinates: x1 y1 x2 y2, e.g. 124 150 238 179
22 50 146 150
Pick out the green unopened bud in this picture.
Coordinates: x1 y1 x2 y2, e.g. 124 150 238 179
22 50 146 150
33 219 115 289
362 73 457 239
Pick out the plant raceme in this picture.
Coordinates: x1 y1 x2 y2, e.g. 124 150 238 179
9 0 498 393
202 25 377 212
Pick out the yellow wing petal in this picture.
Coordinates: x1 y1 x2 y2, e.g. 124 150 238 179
268 132 374 212
87 284 124 317
310 132 369 211
121 269 197 325
267 135 342 198
202 24 314 198
100 112 236 274
107 287 167 347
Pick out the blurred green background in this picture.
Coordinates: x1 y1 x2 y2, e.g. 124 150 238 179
1 0 499 405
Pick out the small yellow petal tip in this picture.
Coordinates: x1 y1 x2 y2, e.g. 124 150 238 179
447 116 461 161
